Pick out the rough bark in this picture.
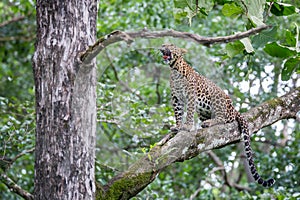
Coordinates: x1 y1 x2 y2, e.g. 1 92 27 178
99 87 300 199
32 1 98 199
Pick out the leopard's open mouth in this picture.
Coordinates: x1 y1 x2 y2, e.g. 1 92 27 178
159 48 172 63
162 55 170 60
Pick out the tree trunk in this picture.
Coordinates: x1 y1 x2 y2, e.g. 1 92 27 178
32 1 98 199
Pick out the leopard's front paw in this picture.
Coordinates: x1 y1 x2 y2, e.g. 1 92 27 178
170 126 180 133
201 120 212 128
171 124 193 132
181 124 193 132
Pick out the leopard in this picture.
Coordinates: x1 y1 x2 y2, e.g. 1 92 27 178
159 43 275 187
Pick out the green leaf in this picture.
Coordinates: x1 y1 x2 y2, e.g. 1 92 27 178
285 23 299 48
199 7 208 16
282 57 300 81
222 3 243 17
225 41 244 58
173 0 196 26
249 15 265 26
264 42 296 58
198 0 214 12
285 29 297 47
173 0 213 24
240 38 254 53
242 0 266 26
252 26 277 48
270 2 297 16
173 8 188 21
174 0 189 9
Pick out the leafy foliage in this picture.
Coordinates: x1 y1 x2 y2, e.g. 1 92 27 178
0 0 35 199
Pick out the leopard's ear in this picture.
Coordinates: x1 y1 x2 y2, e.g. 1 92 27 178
181 48 188 54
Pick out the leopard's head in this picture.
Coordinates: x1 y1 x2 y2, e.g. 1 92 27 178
159 44 187 65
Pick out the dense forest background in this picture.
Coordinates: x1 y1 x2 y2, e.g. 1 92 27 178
1 0 299 199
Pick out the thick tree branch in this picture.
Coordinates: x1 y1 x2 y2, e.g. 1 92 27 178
0 148 35 199
80 25 271 64
0 174 34 200
99 87 300 199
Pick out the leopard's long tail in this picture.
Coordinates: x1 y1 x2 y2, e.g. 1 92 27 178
236 113 275 187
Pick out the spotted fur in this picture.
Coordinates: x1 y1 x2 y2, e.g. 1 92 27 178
159 43 275 187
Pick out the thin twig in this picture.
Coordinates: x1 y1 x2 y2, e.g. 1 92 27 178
0 36 35 42
207 150 251 191
0 15 26 28
97 119 119 124
11 148 35 163
255 139 284 147
190 186 201 200
0 148 35 172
